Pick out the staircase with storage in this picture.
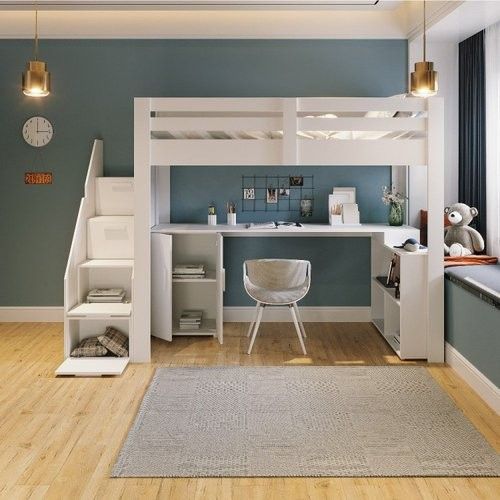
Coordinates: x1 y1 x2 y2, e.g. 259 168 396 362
56 140 134 376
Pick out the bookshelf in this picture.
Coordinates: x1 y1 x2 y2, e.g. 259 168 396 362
371 234 427 359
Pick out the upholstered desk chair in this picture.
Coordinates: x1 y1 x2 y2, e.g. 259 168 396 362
243 259 311 355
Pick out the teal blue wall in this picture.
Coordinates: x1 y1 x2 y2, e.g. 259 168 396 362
223 237 371 307
170 165 389 306
445 280 500 386
171 165 389 224
0 39 407 306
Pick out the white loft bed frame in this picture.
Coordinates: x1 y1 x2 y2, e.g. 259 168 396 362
134 97 444 363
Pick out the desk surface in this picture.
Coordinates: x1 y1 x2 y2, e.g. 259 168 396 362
151 223 419 238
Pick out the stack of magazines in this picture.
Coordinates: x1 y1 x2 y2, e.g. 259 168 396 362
179 310 203 330
173 264 205 279
87 288 126 303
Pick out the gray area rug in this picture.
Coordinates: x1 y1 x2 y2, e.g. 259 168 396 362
113 366 499 477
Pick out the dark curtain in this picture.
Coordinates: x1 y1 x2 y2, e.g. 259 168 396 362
459 30 486 239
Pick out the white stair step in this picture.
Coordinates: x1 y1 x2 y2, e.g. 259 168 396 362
56 357 129 377
67 302 132 318
79 259 134 269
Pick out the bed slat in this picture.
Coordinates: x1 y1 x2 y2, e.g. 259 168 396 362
150 116 282 132
150 98 283 113
298 97 427 113
151 139 282 165
298 117 426 132
299 139 426 166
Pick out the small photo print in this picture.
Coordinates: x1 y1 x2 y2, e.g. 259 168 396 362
289 176 304 187
279 186 290 198
300 199 313 217
266 188 278 204
243 188 255 200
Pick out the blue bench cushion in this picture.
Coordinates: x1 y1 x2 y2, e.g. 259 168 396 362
445 264 500 308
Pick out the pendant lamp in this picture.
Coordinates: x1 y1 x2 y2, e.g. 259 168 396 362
410 0 438 97
22 7 51 97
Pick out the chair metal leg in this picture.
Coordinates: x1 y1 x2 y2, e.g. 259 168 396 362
289 304 307 355
292 302 307 338
247 302 260 337
247 304 264 355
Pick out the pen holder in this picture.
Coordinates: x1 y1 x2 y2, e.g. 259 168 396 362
329 214 343 226
227 213 237 225
208 214 217 226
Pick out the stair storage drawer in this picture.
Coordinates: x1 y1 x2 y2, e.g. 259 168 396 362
87 216 134 259
95 178 134 215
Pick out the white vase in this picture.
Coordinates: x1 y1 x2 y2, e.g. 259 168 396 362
227 213 237 225
208 214 217 226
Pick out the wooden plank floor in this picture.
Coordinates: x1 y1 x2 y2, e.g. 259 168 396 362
0 321 498 500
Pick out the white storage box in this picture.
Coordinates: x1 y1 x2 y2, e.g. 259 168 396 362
87 216 134 259
95 178 134 215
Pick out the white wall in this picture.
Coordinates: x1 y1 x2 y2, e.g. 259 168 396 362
408 38 459 228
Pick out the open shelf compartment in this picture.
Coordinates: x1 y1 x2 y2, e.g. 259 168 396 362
58 316 131 376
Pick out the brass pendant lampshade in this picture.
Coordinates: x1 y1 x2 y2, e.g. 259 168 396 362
410 0 438 97
22 8 51 97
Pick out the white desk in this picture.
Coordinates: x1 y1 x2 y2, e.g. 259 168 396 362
150 223 427 360
152 223 418 244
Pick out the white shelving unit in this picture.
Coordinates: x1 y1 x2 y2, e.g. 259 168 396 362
56 140 134 376
371 234 428 359
151 232 224 343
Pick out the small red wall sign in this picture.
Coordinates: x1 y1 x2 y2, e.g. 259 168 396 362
25 172 53 185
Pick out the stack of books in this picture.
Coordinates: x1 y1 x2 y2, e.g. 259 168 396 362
179 310 203 330
87 288 126 303
173 264 205 279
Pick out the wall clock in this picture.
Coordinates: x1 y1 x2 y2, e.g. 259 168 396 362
22 116 54 147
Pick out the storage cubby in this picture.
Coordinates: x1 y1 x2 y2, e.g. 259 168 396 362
371 234 427 359
78 260 133 304
57 317 131 376
66 318 130 354
172 234 218 279
172 285 217 335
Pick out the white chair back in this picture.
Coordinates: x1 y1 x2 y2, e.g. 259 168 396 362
244 259 310 291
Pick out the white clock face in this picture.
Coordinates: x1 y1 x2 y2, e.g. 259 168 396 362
22 116 54 148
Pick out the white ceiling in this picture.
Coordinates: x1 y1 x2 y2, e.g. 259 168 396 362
427 0 500 42
1 0 493 40
0 0 403 9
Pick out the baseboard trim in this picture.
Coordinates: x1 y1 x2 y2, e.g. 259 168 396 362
223 306 371 323
445 342 500 415
0 307 64 322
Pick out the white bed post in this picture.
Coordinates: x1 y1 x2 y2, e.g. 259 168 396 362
427 97 445 363
133 98 152 362
283 98 298 164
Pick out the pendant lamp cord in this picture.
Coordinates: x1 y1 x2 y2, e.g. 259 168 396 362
34 3 38 60
423 0 426 62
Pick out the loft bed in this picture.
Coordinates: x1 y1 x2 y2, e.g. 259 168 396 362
133 97 444 364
